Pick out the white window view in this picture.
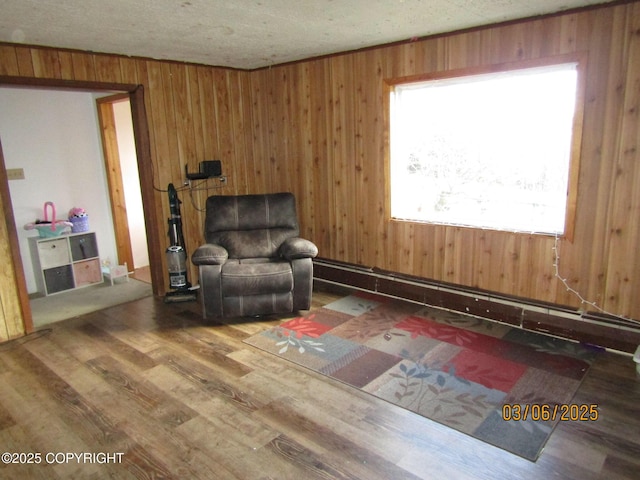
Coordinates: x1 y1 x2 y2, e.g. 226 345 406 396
389 63 579 235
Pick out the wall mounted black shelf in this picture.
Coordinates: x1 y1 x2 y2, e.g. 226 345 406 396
185 171 210 180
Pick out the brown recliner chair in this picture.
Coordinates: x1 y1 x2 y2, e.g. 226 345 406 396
192 192 318 318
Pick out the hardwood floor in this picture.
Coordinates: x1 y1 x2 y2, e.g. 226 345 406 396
0 283 638 479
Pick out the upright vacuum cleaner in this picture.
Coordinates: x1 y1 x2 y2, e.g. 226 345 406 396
164 183 197 303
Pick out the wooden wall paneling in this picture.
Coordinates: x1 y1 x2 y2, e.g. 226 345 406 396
558 14 579 55
514 234 532 300
236 70 256 195
13 47 34 77
390 221 413 275
209 68 250 196
70 51 96 82
262 66 278 190
193 65 213 162
133 60 154 165
57 51 74 79
119 56 140 85
160 63 182 184
541 237 559 304
404 42 424 76
409 224 433 284
248 69 272 193
469 230 486 291
571 10 616 311
602 7 640 317
478 231 503 296
445 30 482 70
31 48 62 78
533 16 562 58
355 49 385 267
459 227 479 289
289 62 315 240
212 69 234 180
297 62 316 219
403 222 416 276
142 60 175 292
165 62 197 284
289 65 306 196
169 63 201 286
448 227 466 287
536 236 560 305
353 54 368 266
315 60 337 259
142 60 168 191
569 6 631 314
280 65 297 193
330 54 358 262
431 225 447 282
308 58 333 252
93 55 123 84
266 66 283 193
186 65 206 172
234 69 254 193
169 63 196 179
0 45 18 75
522 19 544 59
422 225 445 278
183 64 207 257
374 48 392 269
494 232 518 296
276 66 300 193
509 235 527 299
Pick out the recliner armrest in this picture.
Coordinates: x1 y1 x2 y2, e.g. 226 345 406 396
192 243 229 265
279 237 318 260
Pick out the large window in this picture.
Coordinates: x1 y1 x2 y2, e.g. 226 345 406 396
389 60 582 235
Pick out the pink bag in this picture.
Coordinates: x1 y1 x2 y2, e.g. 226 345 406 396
24 201 73 237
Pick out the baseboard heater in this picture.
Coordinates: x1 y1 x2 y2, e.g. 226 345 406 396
312 258 640 354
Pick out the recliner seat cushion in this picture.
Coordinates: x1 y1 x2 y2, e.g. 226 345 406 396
221 259 293 296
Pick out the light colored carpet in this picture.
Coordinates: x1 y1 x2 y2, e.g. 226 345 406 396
30 277 153 328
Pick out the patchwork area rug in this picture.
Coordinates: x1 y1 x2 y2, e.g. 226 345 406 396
244 292 598 461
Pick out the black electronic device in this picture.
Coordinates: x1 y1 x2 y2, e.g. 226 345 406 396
185 160 222 180
201 160 222 177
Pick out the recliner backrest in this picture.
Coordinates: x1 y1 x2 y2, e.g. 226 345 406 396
204 192 300 258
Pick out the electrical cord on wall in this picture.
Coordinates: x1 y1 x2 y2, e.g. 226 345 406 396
553 234 640 327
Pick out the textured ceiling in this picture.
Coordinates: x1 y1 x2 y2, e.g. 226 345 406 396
0 0 615 70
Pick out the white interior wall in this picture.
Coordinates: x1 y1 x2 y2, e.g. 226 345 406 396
0 87 117 294
113 99 149 269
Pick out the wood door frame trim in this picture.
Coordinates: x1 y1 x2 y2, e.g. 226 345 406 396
96 93 135 272
0 76 163 336
0 137 33 335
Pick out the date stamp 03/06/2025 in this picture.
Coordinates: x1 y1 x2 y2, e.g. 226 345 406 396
502 403 599 422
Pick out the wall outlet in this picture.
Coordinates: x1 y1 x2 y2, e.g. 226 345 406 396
6 168 25 180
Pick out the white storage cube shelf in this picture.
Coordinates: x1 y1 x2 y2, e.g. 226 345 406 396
29 232 102 295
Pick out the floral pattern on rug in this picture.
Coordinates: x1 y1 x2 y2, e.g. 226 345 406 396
244 293 598 461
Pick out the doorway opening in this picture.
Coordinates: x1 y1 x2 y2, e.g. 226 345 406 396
97 93 150 283
0 76 162 335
